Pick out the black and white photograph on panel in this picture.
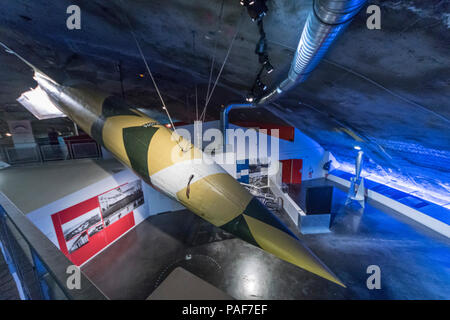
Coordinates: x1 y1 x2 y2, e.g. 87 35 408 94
249 158 270 188
62 207 103 242
99 180 144 227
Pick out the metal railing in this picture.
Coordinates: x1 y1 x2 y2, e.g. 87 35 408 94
0 193 107 300
70 142 100 159
4 145 41 164
40 144 70 161
0 140 102 166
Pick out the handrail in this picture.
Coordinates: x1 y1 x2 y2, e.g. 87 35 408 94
0 192 107 300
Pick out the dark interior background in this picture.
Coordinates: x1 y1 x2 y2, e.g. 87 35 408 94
0 0 448 205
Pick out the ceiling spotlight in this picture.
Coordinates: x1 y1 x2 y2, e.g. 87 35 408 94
241 0 256 6
242 0 268 22
265 61 274 74
354 146 362 150
258 54 274 74
246 93 255 103
5 133 12 137
256 78 267 91
258 54 266 65
164 123 172 128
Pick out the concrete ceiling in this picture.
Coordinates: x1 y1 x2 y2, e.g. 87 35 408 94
0 0 449 204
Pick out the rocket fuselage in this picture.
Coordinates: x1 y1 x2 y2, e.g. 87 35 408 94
34 72 344 287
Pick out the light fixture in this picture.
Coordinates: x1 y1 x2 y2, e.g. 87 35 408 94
5 133 11 137
241 0 268 22
256 78 267 91
246 94 255 103
264 61 274 73
354 145 362 150
241 0 256 6
164 123 172 128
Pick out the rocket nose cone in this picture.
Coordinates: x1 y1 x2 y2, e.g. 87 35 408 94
243 214 345 287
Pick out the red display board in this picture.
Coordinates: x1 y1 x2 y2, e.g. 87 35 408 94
51 180 144 266
281 159 303 184
231 122 295 141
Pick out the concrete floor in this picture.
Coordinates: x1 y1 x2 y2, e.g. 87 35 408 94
82 179 450 300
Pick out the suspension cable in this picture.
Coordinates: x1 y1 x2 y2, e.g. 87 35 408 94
195 84 199 121
191 30 199 121
200 9 245 121
118 0 180 136
205 0 225 106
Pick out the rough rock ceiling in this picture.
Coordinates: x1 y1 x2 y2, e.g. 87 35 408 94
0 0 449 203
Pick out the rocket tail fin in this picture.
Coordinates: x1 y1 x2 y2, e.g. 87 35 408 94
0 41 59 85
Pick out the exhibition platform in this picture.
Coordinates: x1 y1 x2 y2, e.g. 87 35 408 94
80 177 450 300
0 157 449 300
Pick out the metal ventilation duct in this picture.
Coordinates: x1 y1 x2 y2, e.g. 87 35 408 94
256 0 367 105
